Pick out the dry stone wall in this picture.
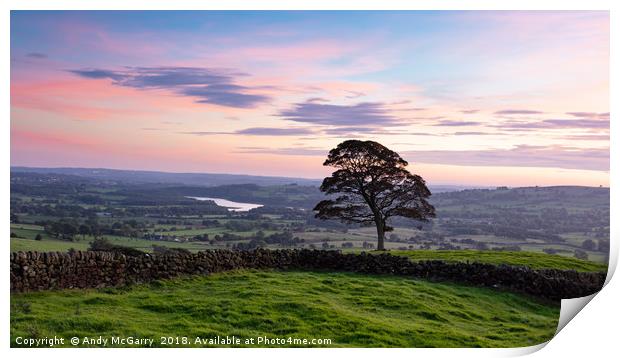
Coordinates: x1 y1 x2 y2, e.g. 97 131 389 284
10 249 606 301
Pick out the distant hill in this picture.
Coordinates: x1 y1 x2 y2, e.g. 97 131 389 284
10 166 322 187
10 166 478 192
432 185 610 211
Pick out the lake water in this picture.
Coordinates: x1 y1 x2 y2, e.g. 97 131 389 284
186 196 263 212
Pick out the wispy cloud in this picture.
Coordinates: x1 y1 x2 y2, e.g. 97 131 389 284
180 84 269 108
452 131 496 136
397 107 430 113
566 112 610 120
320 127 436 137
433 120 481 127
278 101 400 127
494 109 544 115
182 127 315 136
345 90 365 99
306 97 330 103
70 66 270 108
181 125 432 137
403 145 609 171
542 119 609 129
25 52 47 59
234 143 610 171
237 127 314 136
235 146 327 156
557 134 609 141
495 119 609 130
321 126 380 135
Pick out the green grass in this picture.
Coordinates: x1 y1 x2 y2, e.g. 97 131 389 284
10 236 213 253
11 270 558 348
9 224 214 253
10 227 52 241
387 250 607 272
11 223 45 231
11 238 91 252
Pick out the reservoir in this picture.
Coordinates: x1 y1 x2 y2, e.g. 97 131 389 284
186 196 263 212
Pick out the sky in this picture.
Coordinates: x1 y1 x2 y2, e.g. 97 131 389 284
10 11 610 186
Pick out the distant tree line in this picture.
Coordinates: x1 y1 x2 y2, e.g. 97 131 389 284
231 231 304 250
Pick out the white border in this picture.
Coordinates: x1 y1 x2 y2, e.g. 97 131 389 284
2 1 616 358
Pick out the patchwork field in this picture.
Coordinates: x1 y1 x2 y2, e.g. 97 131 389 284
10 171 610 265
11 270 559 348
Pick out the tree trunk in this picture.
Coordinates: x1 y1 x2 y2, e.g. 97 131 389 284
375 219 386 250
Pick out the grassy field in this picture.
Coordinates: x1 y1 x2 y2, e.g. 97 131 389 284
387 250 607 272
10 236 215 253
9 224 217 253
11 238 91 252
10 270 559 348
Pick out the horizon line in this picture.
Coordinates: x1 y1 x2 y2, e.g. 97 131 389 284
9 165 610 189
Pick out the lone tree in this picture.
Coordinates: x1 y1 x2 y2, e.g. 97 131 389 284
314 140 436 250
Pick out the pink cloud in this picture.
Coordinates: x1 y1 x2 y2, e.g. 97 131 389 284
11 74 249 120
11 78 154 120
11 128 101 149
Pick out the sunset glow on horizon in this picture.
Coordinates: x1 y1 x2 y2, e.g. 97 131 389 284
10 11 610 187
